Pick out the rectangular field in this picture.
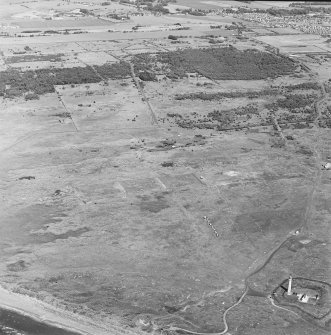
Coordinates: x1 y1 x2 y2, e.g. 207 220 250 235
13 18 113 29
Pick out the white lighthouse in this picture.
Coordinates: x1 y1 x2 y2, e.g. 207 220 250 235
287 275 293 295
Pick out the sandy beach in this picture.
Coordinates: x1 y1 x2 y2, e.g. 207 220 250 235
0 285 127 335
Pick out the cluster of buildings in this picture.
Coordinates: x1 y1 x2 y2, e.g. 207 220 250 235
283 275 320 305
234 12 331 36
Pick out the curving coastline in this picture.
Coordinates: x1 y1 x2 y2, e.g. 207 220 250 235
0 285 122 335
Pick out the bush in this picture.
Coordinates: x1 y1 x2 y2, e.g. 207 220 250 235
168 35 178 40
284 82 320 91
146 4 169 13
44 30 61 34
80 8 91 15
138 71 157 81
181 9 206 16
25 92 39 100
276 94 316 110
167 112 182 118
161 161 174 167
175 89 277 101
207 109 235 125
21 30 41 34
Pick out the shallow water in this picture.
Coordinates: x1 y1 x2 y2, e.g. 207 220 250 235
0 308 81 335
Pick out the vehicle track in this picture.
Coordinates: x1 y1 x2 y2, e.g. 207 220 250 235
267 295 301 318
55 89 79 132
128 63 159 126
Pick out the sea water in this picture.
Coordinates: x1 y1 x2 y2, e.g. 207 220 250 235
0 308 81 335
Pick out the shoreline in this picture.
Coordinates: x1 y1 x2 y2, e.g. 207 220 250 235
0 285 126 335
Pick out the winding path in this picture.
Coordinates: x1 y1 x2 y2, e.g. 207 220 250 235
169 287 248 335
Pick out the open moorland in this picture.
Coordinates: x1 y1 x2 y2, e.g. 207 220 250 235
0 1 330 335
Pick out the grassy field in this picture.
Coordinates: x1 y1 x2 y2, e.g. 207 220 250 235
0 2 330 335
13 18 113 29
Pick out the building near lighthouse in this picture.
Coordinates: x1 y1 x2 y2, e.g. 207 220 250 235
284 275 319 305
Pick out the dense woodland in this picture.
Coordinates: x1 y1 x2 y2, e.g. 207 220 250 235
0 62 131 97
133 47 297 80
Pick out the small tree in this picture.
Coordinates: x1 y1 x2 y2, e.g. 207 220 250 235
138 71 156 82
25 92 39 100
168 35 178 40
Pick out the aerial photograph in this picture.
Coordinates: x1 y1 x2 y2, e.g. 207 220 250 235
0 0 330 334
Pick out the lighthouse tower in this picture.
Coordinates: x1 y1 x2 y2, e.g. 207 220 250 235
287 275 293 295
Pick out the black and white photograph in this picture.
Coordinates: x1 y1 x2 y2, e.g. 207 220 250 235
0 0 330 334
